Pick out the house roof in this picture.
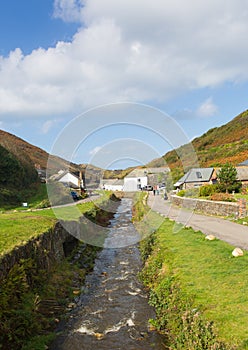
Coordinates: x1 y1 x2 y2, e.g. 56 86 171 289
50 170 79 182
101 179 124 186
174 168 214 186
238 160 248 166
125 169 148 178
235 167 248 181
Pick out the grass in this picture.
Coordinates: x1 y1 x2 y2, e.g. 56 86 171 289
0 212 57 256
0 191 111 256
133 192 248 348
141 215 248 348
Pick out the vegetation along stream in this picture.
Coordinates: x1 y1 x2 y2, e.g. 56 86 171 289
50 198 167 349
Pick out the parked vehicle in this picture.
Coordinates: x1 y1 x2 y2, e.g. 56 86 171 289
142 185 153 191
71 191 79 200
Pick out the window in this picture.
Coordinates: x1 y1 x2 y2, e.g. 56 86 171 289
196 171 202 178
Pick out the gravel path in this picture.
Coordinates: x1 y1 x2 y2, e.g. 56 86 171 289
148 193 248 251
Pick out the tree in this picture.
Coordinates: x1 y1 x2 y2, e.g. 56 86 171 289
217 163 241 193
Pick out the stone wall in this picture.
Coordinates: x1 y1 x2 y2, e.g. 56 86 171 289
0 221 78 282
170 195 246 218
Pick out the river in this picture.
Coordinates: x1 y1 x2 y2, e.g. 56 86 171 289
50 198 167 349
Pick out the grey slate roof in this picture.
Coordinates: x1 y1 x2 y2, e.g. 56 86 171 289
125 169 148 178
174 168 214 186
236 167 248 181
238 160 248 166
101 179 124 185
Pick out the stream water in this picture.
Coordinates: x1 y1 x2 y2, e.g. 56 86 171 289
50 198 167 349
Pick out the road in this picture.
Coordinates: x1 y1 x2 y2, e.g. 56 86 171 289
52 193 100 209
148 193 248 250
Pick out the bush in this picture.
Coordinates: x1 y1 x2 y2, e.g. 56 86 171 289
177 188 199 198
210 193 236 202
177 190 185 197
35 199 51 209
199 184 216 197
0 188 22 206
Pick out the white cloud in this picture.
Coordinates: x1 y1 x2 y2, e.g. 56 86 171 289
53 0 83 22
41 119 60 134
89 146 102 156
196 98 218 117
0 0 248 119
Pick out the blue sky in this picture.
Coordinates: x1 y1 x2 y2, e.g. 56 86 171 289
0 0 248 169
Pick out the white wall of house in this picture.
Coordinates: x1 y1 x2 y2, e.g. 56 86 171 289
123 176 147 191
59 172 83 188
104 184 123 191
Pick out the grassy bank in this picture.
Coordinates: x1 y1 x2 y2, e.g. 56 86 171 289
0 243 101 350
134 194 248 349
0 191 115 256
0 191 119 349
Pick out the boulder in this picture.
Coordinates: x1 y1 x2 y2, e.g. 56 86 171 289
205 234 216 241
232 247 244 257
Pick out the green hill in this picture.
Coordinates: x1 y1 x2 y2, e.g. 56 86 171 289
0 129 79 173
148 109 248 178
0 144 38 206
0 129 79 207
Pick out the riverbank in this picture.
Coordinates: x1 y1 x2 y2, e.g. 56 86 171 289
137 193 248 349
0 192 120 350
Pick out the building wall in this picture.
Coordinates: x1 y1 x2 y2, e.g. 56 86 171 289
104 184 123 191
123 176 147 191
183 181 211 189
59 173 83 188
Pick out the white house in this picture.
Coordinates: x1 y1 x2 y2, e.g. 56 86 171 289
52 170 84 189
101 179 124 191
123 169 148 192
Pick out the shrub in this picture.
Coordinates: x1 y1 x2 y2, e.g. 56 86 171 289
177 190 185 197
210 193 236 202
0 188 22 206
178 188 199 198
199 184 216 197
184 188 200 197
35 199 51 209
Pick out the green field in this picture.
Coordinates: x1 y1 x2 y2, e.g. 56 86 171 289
0 193 107 256
129 191 248 349
139 213 248 349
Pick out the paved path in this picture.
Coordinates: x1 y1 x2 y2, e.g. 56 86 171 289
148 193 248 250
52 193 100 209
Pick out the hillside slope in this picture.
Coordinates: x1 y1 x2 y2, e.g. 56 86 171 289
0 143 38 205
148 109 248 173
0 129 79 173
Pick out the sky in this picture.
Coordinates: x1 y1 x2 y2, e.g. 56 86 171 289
0 0 248 169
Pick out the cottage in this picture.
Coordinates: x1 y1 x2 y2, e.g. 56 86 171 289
51 170 84 190
123 169 148 192
174 167 217 190
101 179 124 191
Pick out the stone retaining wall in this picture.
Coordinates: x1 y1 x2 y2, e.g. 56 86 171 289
170 195 246 218
0 222 77 282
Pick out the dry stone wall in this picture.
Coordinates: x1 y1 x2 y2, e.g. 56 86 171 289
0 222 78 282
170 195 246 218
